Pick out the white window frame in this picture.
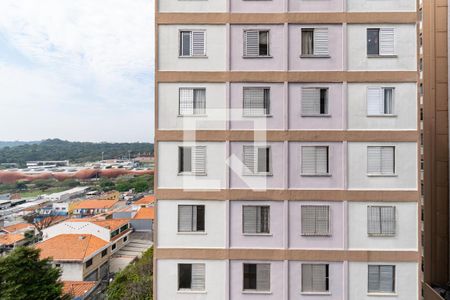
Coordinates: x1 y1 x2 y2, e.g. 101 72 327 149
367 28 395 57
243 87 271 117
178 146 207 176
300 27 330 57
243 29 271 58
242 145 272 176
177 263 206 292
242 263 271 293
367 206 396 237
301 264 330 294
301 146 330 176
367 146 396 176
242 205 271 235
178 87 207 116
368 265 396 294
301 87 330 117
177 205 206 233
179 30 207 58
367 87 395 116
301 205 331 236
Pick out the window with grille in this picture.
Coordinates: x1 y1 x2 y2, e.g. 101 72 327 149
179 88 206 115
243 145 271 175
367 146 395 175
179 30 206 57
178 205 205 233
243 87 270 116
301 28 329 56
301 264 329 293
301 88 329 116
301 146 329 175
244 30 269 57
301 205 330 236
367 206 396 236
243 206 270 234
243 263 271 292
367 87 394 116
178 263 206 291
368 265 395 293
178 146 206 175
367 28 395 56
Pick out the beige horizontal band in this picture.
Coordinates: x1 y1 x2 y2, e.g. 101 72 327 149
156 189 419 202
156 12 417 25
157 71 418 83
155 248 420 262
155 130 419 142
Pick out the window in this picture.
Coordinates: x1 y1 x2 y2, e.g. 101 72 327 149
301 28 329 56
179 88 206 116
301 205 330 236
367 146 395 175
178 205 205 233
368 206 396 236
302 264 329 293
178 263 206 291
243 87 270 116
244 30 269 57
55 264 61 268
368 265 395 293
112 243 116 251
123 236 128 242
301 88 329 116
120 224 129 233
101 249 108 257
179 30 206 57
85 259 93 268
243 146 271 175
242 206 270 234
301 146 329 175
367 28 395 56
367 87 394 115
178 146 206 175
243 263 270 291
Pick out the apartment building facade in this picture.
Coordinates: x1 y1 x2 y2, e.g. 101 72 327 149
155 1 420 299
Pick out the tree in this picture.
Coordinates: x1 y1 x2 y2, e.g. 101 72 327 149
107 247 153 300
0 247 69 300
15 181 27 191
23 213 60 240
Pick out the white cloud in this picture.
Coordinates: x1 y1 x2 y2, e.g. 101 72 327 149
0 0 154 142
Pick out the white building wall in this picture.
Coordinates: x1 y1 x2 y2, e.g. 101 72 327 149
158 25 227 71
42 222 110 242
347 142 418 190
348 202 418 250
347 24 417 71
348 262 419 300
157 142 227 190
157 259 227 300
346 0 416 12
157 200 226 248
60 262 84 281
347 83 417 130
158 0 228 12
158 83 227 130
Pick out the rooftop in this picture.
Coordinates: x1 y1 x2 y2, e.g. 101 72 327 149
2 223 34 234
63 281 96 298
134 195 155 205
68 218 129 231
133 207 154 220
36 234 108 261
73 199 118 210
0 233 25 246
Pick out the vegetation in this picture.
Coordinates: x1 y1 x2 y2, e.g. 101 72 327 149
0 139 153 167
107 247 153 300
114 174 154 193
0 247 68 300
0 141 40 149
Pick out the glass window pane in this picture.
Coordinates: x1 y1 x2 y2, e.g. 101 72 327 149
367 29 380 55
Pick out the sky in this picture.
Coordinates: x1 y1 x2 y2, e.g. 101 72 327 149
0 0 154 143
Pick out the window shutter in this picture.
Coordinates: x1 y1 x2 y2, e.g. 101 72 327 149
315 146 328 174
243 145 256 175
312 265 327 292
193 89 206 115
191 264 206 291
367 146 382 174
301 206 316 235
178 205 193 232
256 264 270 291
367 87 383 115
243 206 257 233
179 88 194 115
367 206 381 235
368 265 380 292
313 28 329 56
192 31 206 56
380 147 394 174
315 206 330 235
302 88 321 115
192 146 206 175
379 266 394 292
381 206 396 235
243 88 267 116
301 147 317 174
244 30 259 57
302 264 313 292
379 28 395 56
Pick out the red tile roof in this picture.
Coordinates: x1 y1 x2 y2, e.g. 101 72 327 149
63 281 96 298
73 200 118 210
134 195 155 205
2 223 34 233
0 233 25 246
133 207 154 220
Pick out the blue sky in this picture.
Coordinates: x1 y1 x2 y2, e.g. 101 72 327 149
0 0 154 142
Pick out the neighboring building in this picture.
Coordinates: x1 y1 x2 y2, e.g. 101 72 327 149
1 222 34 234
155 1 420 300
132 207 154 233
62 281 97 300
72 200 118 217
132 195 155 209
0 233 27 255
43 187 90 202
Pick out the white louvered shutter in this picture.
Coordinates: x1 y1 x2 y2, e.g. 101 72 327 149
379 266 394 292
301 146 316 174
368 265 380 292
243 206 257 233
179 88 194 115
379 28 395 56
367 206 381 235
302 88 321 115
192 31 206 56
256 264 271 291
316 146 328 174
178 205 193 232
312 265 327 292
302 264 313 292
244 30 259 57
192 146 206 175
301 206 316 235
367 146 382 174
380 146 394 174
367 87 383 115
191 264 206 291
313 28 329 56
315 206 330 235
381 206 396 235
243 145 256 175
243 88 266 116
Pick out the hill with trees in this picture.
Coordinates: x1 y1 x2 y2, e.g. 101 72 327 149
0 139 153 167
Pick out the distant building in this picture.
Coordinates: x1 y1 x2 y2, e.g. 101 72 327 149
43 187 90 203
0 233 27 255
71 200 119 218
62 281 97 300
26 160 70 167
